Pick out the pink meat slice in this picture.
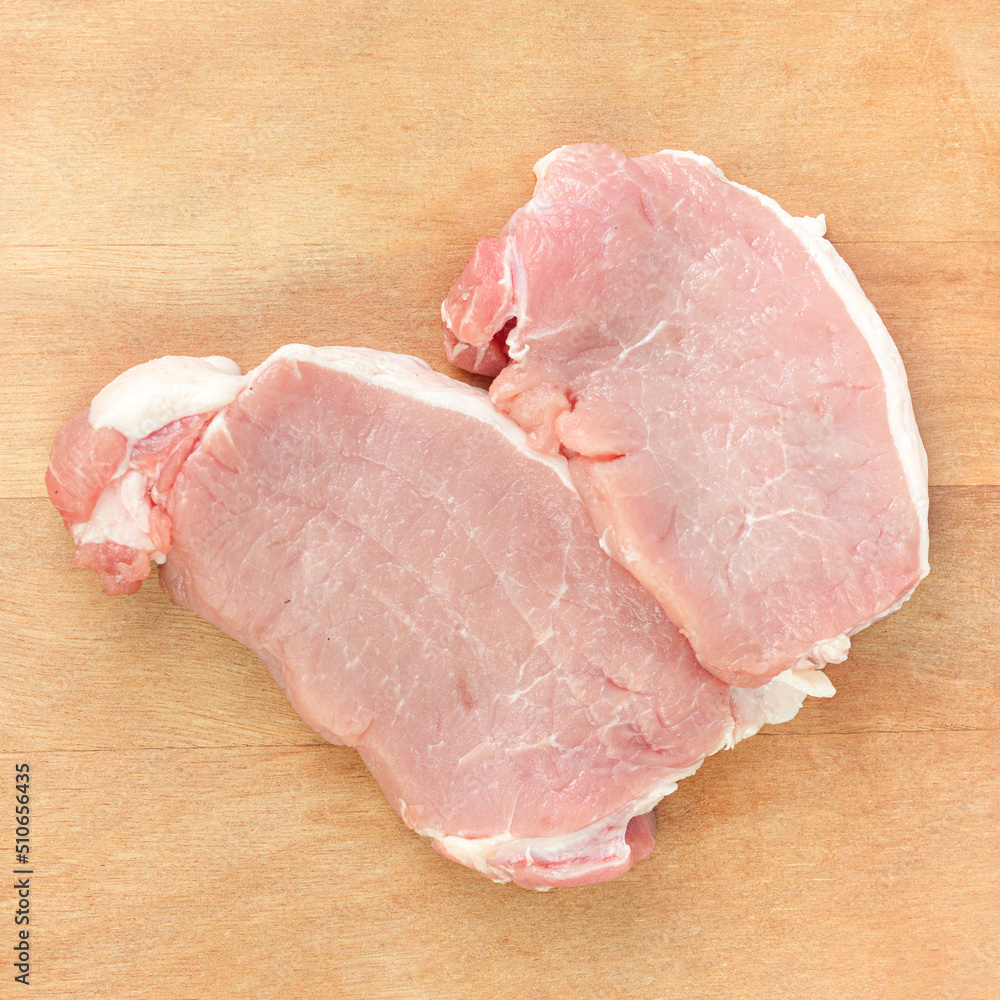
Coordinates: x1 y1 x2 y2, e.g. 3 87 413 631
47 345 819 889
443 144 929 687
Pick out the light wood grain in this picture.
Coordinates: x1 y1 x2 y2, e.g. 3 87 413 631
0 731 995 1000
1 1 997 998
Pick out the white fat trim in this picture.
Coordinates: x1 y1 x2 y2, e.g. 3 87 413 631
417 764 701 884
253 345 575 492
775 665 837 698
796 213 827 237
118 466 152 530
729 664 835 743
663 149 929 589
797 633 851 671
729 684 807 741
90 355 246 441
71 471 154 551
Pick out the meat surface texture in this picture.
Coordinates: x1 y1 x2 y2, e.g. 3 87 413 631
443 144 929 687
47 345 826 889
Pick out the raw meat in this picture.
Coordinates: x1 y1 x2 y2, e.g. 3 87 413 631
47 345 825 889
443 144 929 687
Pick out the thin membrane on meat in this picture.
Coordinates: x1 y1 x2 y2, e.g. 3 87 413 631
443 144 929 687
46 345 826 889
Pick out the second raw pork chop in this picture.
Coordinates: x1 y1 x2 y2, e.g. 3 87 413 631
47 346 818 888
443 144 929 687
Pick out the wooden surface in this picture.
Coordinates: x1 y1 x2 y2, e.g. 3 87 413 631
1 3 998 998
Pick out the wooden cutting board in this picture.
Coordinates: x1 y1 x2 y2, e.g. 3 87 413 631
2 3 997 997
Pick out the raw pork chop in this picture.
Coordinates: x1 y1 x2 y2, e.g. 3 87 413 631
443 144 929 687
47 346 825 889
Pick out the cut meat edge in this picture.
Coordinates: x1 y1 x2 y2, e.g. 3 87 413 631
419 661 827 888
425 765 702 889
